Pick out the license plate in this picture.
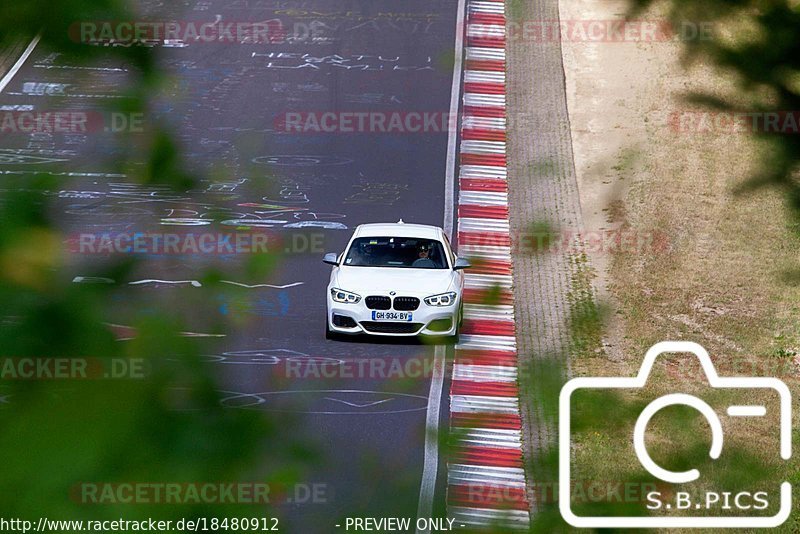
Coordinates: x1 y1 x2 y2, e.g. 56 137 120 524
371 311 412 322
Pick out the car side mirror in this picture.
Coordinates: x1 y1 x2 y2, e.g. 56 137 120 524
323 252 340 266
454 258 471 270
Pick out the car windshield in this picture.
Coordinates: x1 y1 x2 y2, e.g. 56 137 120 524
343 237 448 269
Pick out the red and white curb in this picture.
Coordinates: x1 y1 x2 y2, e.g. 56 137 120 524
448 0 531 528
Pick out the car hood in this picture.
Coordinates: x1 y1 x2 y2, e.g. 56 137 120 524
333 266 454 294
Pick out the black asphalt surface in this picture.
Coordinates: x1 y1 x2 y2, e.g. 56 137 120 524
0 0 460 531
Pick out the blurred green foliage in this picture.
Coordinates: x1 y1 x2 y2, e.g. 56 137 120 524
0 0 307 525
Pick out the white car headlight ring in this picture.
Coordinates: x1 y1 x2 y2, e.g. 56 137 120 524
330 288 361 304
424 292 457 307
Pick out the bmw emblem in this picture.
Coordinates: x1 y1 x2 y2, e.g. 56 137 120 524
389 291 396 296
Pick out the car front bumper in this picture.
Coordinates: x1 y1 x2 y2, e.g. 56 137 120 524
327 295 459 337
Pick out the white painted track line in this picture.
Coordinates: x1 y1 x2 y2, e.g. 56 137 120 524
415 344 447 531
442 0 467 243
0 35 40 94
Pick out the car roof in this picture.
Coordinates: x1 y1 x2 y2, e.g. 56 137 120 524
353 222 443 240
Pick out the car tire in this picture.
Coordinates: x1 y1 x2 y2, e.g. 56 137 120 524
450 304 463 345
325 321 337 341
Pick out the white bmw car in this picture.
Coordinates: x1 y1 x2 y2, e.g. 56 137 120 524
324 221 470 338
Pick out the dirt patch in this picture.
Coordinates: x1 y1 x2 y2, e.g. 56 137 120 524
561 0 800 369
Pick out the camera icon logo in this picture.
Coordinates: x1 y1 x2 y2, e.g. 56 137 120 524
559 341 792 528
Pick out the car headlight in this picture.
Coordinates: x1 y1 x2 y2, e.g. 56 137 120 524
330 288 361 304
424 292 457 307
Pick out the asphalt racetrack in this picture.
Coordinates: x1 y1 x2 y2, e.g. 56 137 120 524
0 0 461 531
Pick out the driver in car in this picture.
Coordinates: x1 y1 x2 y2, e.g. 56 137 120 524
412 243 436 268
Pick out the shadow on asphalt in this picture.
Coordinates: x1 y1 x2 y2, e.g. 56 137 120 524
327 334 457 347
